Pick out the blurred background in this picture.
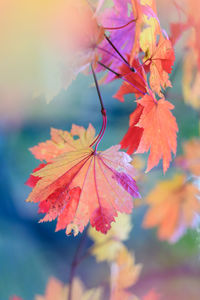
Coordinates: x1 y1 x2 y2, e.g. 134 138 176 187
0 1 200 299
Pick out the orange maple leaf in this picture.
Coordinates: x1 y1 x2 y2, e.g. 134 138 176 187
143 174 200 242
35 277 65 300
35 276 102 300
135 94 178 173
26 125 140 235
144 35 175 96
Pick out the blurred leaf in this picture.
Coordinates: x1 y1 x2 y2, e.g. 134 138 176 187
143 174 200 242
89 213 132 262
110 247 142 300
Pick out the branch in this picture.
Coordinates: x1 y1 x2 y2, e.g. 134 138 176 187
68 229 88 300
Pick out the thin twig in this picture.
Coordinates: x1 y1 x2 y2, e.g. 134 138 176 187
98 61 121 77
91 64 105 112
104 34 135 72
90 64 107 153
68 229 88 300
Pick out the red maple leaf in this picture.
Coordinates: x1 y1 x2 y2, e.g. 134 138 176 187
120 104 144 154
114 59 147 102
26 126 140 235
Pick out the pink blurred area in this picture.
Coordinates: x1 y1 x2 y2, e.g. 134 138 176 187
0 0 102 126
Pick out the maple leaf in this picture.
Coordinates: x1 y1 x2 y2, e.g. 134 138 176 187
139 1 161 57
110 247 142 300
113 58 147 102
143 174 200 242
30 124 96 162
136 94 178 173
35 277 66 300
176 139 200 177
121 94 178 173
120 104 144 155
89 213 132 262
96 0 136 82
26 125 140 235
35 277 102 300
144 35 175 96
130 0 159 62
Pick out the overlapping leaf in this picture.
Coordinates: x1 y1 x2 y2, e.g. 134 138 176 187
120 104 144 155
121 94 178 173
144 34 175 96
89 213 132 262
130 0 159 62
110 248 142 300
96 0 136 82
114 58 147 102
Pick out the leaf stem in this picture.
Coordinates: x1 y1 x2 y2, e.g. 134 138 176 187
91 64 105 112
104 34 135 72
94 114 107 153
103 19 136 31
97 61 146 96
98 61 121 77
90 64 107 152
67 229 88 300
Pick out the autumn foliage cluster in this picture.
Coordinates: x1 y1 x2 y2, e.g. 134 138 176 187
10 0 200 299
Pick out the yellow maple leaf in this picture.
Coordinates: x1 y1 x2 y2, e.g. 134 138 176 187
130 0 159 62
143 174 200 242
110 247 142 300
30 124 96 162
89 213 132 262
139 0 160 58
